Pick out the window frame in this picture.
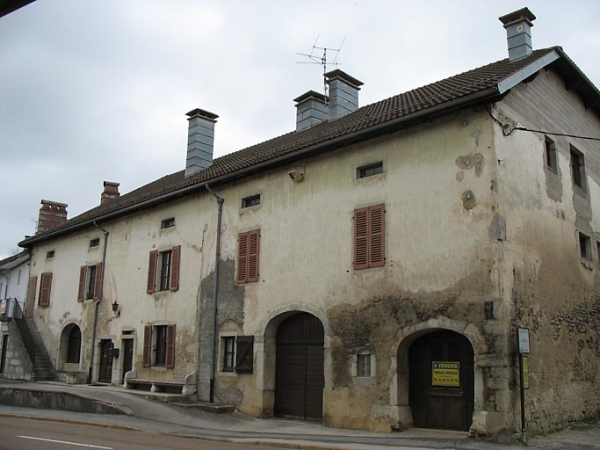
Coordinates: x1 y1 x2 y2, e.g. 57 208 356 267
38 272 53 306
357 162 384 179
147 246 180 294
89 238 100 248
161 218 175 229
143 324 176 368
545 136 557 173
222 336 235 372
241 194 261 209
78 263 102 301
158 250 172 292
237 230 260 284
46 250 55 260
357 353 372 378
579 232 592 261
570 145 586 191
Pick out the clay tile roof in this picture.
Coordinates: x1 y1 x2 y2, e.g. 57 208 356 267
20 48 565 245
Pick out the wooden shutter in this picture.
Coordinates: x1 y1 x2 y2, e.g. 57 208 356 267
25 276 37 318
237 233 248 283
78 266 87 302
143 325 152 367
93 262 103 300
39 272 52 306
354 204 385 269
169 245 180 292
369 204 385 267
147 250 158 294
354 207 369 269
166 324 176 369
247 230 260 283
235 336 254 374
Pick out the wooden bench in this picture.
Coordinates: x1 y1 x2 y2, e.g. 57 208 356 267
124 371 196 395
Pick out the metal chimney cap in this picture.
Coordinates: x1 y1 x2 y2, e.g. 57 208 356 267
499 7 536 28
294 90 328 104
186 108 219 121
324 69 364 88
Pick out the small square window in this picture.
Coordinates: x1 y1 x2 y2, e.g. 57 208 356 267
357 354 372 377
579 233 592 261
357 162 383 179
545 137 557 172
241 194 261 209
46 250 55 259
570 146 586 191
161 218 175 229
89 238 100 248
223 336 235 372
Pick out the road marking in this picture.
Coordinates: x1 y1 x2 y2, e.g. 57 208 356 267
18 435 112 449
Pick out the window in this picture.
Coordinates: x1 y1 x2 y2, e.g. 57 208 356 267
579 233 592 261
46 250 55 259
237 230 260 284
241 194 261 209
545 137 557 172
357 354 372 377
223 337 235 371
38 272 53 306
221 336 254 373
570 146 586 190
161 218 175 229
143 324 176 368
354 204 385 270
89 238 100 248
17 270 21 286
66 327 81 364
78 263 102 301
147 246 181 294
597 242 600 266
357 162 383 179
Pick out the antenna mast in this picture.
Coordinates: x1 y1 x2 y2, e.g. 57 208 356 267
297 36 345 96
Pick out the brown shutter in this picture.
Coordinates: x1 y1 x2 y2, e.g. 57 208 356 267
354 207 369 269
235 336 254 374
237 233 248 283
93 262 103 300
166 324 176 369
143 325 152 367
39 272 52 306
147 250 158 294
247 230 260 283
369 204 385 267
25 276 37 317
169 245 181 292
78 266 87 302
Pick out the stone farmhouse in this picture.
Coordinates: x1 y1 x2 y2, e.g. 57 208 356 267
11 8 600 438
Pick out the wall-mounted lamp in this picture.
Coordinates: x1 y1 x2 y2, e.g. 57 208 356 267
288 163 306 183
112 300 120 317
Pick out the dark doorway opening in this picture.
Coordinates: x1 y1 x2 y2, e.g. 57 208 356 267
275 312 324 421
122 339 134 385
0 334 8 374
98 339 113 383
409 330 474 431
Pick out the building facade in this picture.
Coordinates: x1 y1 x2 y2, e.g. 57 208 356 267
17 8 600 438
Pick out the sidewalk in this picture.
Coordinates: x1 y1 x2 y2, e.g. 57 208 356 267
0 381 598 449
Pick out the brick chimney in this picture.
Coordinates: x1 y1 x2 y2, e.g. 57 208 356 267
499 7 536 62
37 200 68 233
325 69 363 120
185 108 219 177
294 90 329 132
101 181 120 205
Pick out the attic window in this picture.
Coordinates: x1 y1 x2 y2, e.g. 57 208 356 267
46 250 55 259
357 162 383 179
241 194 261 209
89 238 100 248
161 218 175 229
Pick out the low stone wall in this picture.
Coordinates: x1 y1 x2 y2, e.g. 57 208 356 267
0 387 127 415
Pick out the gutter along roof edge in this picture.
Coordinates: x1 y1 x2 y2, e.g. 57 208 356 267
19 85 502 249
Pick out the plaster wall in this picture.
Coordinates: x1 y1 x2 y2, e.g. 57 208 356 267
494 68 600 434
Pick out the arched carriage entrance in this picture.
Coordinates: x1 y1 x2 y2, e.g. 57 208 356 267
274 312 324 421
408 330 474 431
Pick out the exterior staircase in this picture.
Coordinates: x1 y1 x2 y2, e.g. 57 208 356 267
12 312 57 381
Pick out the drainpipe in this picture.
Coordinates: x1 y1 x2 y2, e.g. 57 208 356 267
88 221 109 384
205 184 223 403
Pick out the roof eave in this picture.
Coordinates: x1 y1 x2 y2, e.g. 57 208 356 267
19 86 502 249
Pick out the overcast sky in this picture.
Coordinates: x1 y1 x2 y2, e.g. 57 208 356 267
1 0 599 259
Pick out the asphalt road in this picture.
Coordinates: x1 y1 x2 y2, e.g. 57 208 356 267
0 417 313 450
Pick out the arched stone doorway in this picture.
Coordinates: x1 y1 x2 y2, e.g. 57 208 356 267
274 312 325 421
58 324 82 370
407 330 474 431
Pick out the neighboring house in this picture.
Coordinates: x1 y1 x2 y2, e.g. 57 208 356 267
0 249 30 379
18 8 600 438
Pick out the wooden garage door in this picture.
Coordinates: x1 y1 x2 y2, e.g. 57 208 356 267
275 313 324 421
409 330 474 431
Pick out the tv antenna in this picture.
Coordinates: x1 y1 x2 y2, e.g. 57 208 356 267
297 36 345 96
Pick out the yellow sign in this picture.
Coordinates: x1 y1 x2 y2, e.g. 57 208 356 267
432 361 460 387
